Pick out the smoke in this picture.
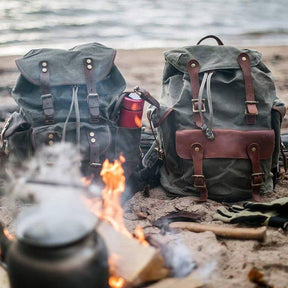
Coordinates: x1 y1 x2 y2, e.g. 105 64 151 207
197 261 217 283
6 143 97 246
162 239 197 277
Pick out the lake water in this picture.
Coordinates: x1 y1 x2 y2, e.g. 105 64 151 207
0 0 287 55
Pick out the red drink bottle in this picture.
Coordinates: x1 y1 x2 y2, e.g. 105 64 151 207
119 93 144 128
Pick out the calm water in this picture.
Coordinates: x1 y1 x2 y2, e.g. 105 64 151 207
0 0 287 55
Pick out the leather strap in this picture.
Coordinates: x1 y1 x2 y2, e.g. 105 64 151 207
197 35 224 46
238 53 258 125
187 59 203 128
190 143 208 201
84 58 100 123
87 130 101 176
40 61 54 123
247 143 263 202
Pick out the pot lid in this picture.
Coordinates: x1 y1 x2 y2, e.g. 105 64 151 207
15 208 97 248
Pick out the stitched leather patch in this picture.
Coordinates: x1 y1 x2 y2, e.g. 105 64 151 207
176 129 274 160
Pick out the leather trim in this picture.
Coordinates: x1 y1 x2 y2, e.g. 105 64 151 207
247 143 264 202
153 108 173 128
238 53 258 124
190 143 208 201
197 35 224 46
176 129 275 160
84 58 99 122
187 59 202 127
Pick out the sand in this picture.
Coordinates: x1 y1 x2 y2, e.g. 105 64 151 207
0 45 288 287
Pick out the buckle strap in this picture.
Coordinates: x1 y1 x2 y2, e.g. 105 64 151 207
238 53 258 125
87 93 100 123
41 94 54 124
187 59 202 128
87 130 101 176
84 58 100 123
247 143 263 202
190 143 208 201
40 61 54 124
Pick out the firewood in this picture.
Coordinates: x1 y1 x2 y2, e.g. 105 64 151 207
97 221 169 286
0 266 9 288
145 272 204 288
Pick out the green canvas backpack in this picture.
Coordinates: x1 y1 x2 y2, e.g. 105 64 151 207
0 43 153 181
149 35 286 202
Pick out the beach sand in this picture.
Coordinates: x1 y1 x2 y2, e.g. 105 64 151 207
0 46 288 287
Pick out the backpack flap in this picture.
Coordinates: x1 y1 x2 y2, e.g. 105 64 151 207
15 43 118 86
176 129 275 202
12 43 126 124
164 45 262 73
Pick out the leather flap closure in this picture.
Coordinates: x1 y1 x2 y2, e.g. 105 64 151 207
176 129 275 160
15 43 117 86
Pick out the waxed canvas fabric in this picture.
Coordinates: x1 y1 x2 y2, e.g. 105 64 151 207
3 43 141 178
150 43 286 201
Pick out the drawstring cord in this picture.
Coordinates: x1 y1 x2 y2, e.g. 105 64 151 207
62 86 81 150
198 71 214 140
74 86 81 149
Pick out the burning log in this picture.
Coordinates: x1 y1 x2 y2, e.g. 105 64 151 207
0 266 9 288
98 220 169 286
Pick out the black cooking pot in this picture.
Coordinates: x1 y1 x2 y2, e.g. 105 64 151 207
6 213 109 288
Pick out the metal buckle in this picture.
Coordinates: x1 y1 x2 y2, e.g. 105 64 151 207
192 175 206 188
87 93 99 99
90 162 102 167
155 147 165 160
245 101 259 116
251 172 264 187
87 93 100 123
192 99 206 113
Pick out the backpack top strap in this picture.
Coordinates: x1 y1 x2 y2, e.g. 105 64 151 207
84 58 100 123
40 61 55 124
187 59 203 128
238 53 258 125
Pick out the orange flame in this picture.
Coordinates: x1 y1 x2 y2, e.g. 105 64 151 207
84 156 149 287
109 276 125 288
134 226 149 247
3 228 15 241
100 157 131 237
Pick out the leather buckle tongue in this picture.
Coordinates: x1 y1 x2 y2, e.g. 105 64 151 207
87 93 100 123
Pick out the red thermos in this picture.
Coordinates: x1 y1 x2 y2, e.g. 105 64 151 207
119 93 144 128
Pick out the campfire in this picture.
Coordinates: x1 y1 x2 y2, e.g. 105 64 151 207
84 155 169 287
0 144 172 288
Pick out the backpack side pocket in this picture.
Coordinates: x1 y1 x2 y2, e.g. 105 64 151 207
1 112 32 165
